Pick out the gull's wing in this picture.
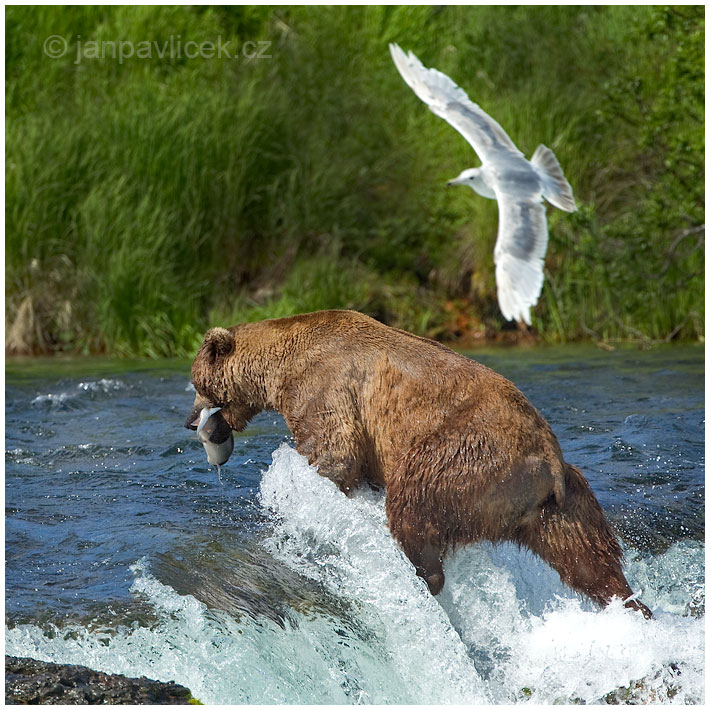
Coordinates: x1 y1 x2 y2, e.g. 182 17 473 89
493 194 548 325
390 43 523 163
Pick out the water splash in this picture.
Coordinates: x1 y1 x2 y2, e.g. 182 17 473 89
260 444 489 703
259 444 704 704
5 444 705 704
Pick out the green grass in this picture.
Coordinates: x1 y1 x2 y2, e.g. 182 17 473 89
5 6 704 356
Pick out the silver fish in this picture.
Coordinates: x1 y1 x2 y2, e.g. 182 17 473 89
194 406 234 467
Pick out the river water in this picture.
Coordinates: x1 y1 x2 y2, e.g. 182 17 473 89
5 345 704 704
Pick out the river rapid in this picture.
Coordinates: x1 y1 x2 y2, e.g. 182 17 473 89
5 345 704 704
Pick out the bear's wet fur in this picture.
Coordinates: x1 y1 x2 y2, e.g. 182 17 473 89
188 309 651 617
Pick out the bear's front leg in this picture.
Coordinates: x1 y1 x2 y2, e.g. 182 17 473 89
283 385 369 494
294 435 364 495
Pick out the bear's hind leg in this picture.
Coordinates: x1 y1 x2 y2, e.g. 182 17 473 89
407 536 446 595
518 464 651 618
402 532 446 595
385 488 445 594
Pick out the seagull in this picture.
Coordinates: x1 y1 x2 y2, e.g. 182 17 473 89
389 43 577 325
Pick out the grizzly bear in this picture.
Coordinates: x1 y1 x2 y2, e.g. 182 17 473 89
185 310 651 617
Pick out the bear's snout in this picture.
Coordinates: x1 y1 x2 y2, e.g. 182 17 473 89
185 404 201 430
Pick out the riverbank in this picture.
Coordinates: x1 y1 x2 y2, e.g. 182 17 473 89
5 305 703 360
6 6 704 358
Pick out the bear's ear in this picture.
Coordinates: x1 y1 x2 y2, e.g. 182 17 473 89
201 327 235 365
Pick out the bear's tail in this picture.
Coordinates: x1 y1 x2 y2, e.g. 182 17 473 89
519 463 651 617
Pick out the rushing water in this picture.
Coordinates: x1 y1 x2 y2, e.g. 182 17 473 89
5 345 704 704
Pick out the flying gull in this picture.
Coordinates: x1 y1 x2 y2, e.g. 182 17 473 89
390 43 577 325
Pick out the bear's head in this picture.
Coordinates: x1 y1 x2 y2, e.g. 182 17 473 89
186 326 262 437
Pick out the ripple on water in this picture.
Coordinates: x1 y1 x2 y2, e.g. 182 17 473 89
31 379 128 410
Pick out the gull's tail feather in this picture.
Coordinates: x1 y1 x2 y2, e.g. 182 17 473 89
531 144 577 213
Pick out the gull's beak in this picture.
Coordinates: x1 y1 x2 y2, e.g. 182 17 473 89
447 171 474 187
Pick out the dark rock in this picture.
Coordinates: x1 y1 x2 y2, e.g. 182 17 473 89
5 656 199 705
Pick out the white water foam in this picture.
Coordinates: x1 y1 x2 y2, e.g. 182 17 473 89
260 444 705 704
6 444 705 704
260 444 489 704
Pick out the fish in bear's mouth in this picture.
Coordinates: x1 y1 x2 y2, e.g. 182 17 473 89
185 404 234 467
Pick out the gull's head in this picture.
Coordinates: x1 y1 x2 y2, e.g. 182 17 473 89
447 168 481 188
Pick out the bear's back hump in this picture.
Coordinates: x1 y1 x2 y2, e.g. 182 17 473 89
253 309 513 395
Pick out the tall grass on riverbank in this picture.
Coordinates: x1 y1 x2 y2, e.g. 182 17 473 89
6 6 704 356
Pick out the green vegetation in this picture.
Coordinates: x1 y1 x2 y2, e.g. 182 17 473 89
6 6 704 356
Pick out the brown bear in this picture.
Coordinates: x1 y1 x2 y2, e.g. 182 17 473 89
185 309 651 617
